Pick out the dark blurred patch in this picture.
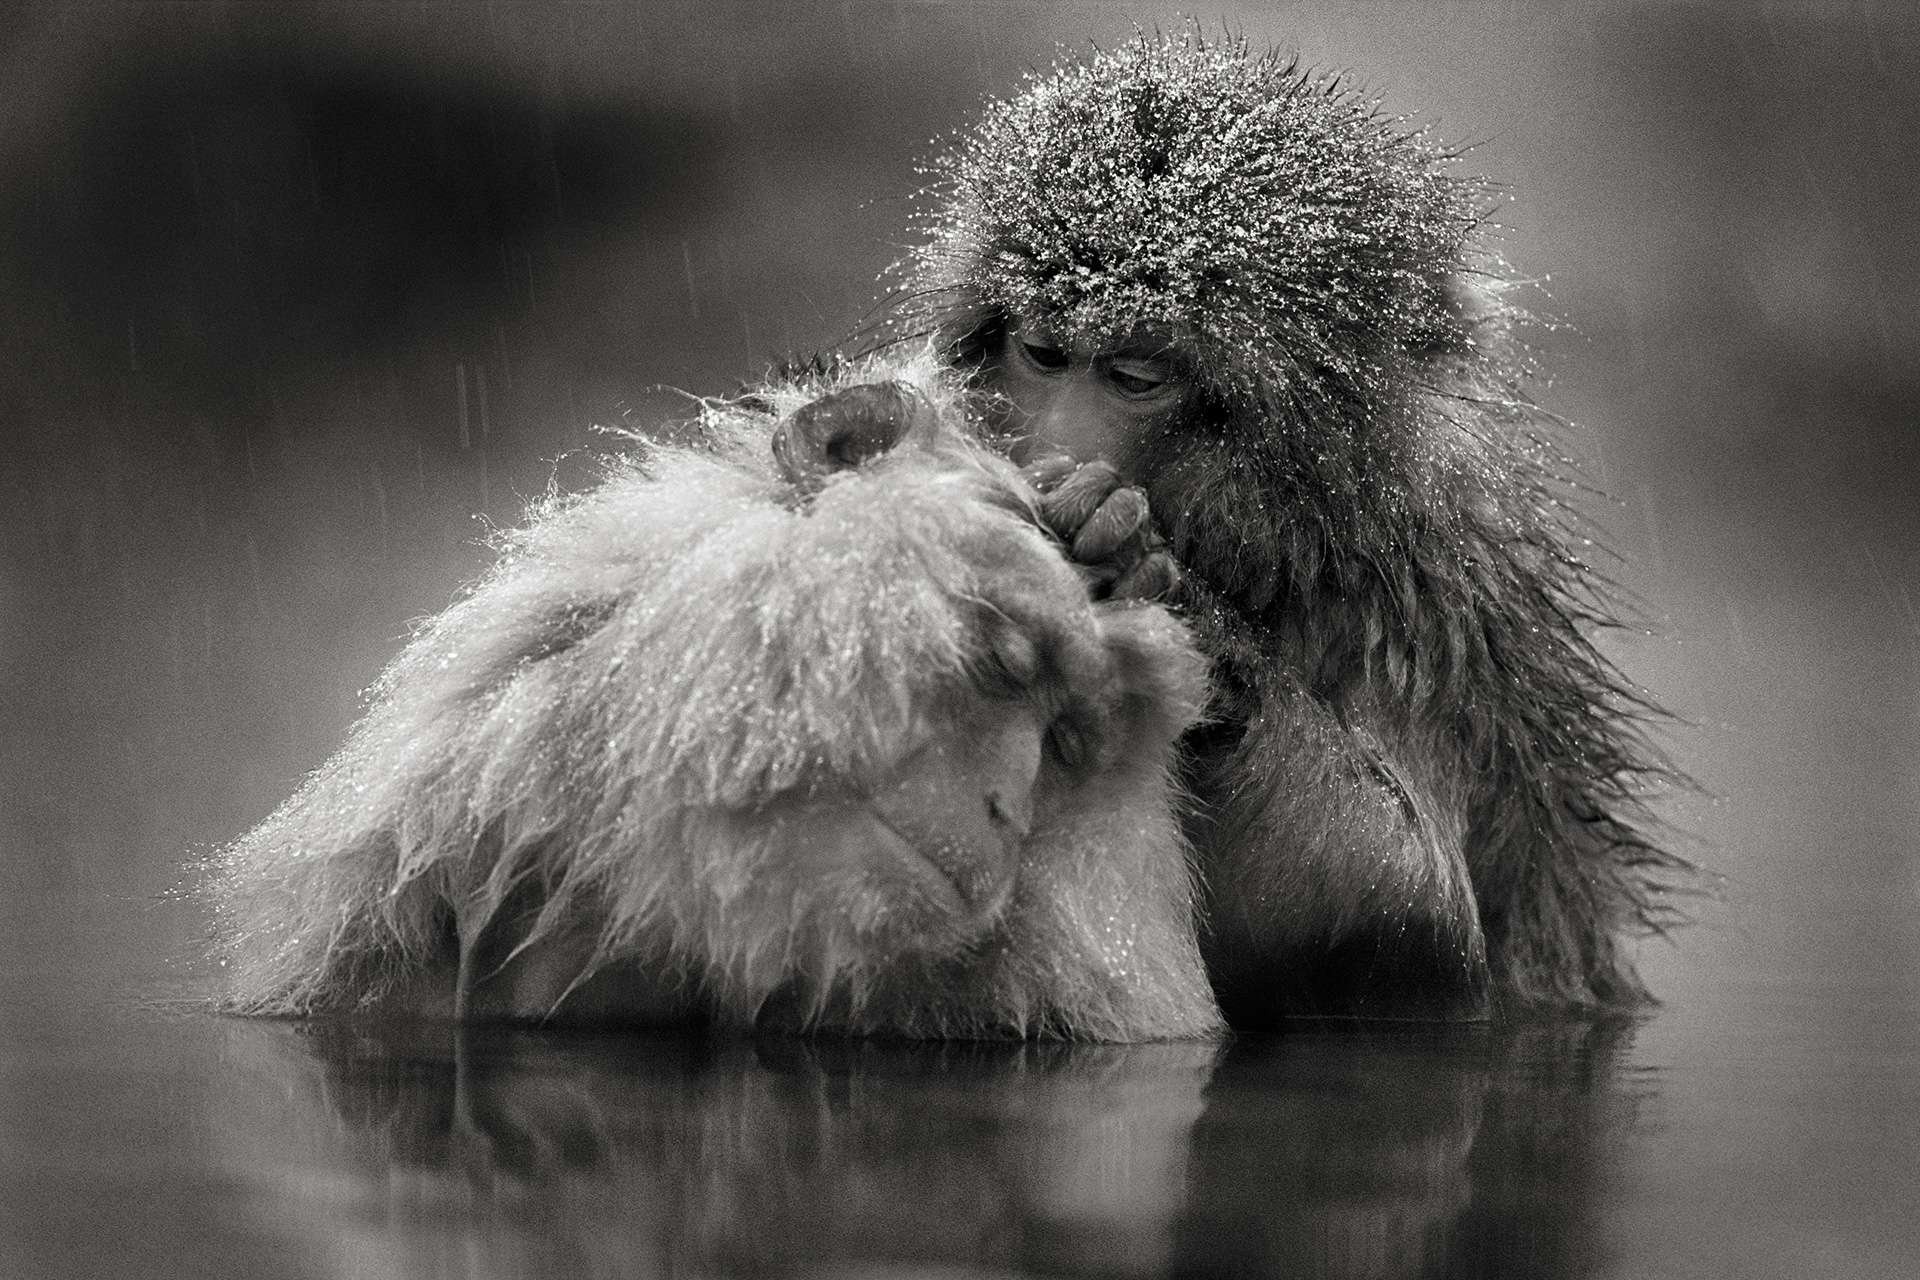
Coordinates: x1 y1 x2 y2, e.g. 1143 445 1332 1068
0 22 720 439
0 14 727 888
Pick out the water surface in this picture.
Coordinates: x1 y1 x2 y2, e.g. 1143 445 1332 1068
5 953 1914 1278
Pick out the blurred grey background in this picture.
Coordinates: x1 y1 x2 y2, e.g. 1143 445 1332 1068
1 0 1915 1037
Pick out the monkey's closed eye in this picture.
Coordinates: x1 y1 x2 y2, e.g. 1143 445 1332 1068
1046 716 1090 771
1102 358 1176 400
981 624 1040 696
1016 338 1072 372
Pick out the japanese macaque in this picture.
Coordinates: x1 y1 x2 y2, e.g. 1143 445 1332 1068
895 33 1689 1022
210 351 1221 1040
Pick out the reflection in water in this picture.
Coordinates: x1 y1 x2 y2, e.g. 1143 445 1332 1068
1181 1021 1642 1278
213 1016 1642 1278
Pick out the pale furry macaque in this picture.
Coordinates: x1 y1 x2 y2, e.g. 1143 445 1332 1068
896 34 1691 1022
211 351 1221 1040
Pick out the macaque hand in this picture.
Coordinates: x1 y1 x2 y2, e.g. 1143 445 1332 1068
1022 455 1182 602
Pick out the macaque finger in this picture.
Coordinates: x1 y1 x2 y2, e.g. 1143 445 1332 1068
1020 452 1080 493
1040 461 1124 538
1070 487 1150 565
1111 549 1182 602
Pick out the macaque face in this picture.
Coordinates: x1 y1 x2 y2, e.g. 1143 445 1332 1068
992 316 1185 476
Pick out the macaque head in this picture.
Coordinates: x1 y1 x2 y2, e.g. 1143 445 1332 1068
902 32 1524 584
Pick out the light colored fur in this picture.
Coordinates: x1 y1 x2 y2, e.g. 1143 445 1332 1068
210 349 1222 1040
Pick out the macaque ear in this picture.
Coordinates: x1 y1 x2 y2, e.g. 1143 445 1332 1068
771 380 931 493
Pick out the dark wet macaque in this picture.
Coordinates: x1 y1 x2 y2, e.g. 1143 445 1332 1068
901 33 1691 1022
210 351 1221 1041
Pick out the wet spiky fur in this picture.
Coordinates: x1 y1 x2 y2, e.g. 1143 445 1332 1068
210 349 1221 1041
898 32 1691 1018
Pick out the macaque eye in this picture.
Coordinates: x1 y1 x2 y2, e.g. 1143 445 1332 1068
1017 338 1072 372
1103 358 1176 400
